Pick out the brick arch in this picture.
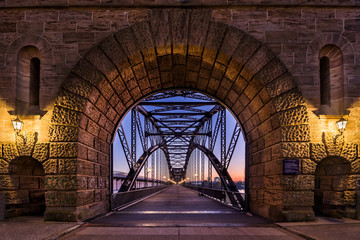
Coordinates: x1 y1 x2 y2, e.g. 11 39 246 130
306 33 354 65
48 9 310 222
5 34 55 67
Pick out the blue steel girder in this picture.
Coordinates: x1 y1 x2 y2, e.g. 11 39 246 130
118 91 242 195
209 107 223 151
220 108 226 167
119 142 245 210
183 105 222 175
224 124 242 170
192 143 245 210
131 109 136 167
134 110 146 152
119 136 245 210
143 90 215 102
119 144 163 192
117 125 134 170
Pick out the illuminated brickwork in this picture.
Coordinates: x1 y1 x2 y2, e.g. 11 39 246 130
0 2 359 222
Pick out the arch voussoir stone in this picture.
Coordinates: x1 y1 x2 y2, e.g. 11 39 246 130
84 47 119 82
240 46 276 81
47 8 312 222
148 9 172 56
114 28 142 66
131 21 156 59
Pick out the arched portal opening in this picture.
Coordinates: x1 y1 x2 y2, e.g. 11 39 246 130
6 157 45 218
48 9 311 221
314 156 355 218
111 90 246 209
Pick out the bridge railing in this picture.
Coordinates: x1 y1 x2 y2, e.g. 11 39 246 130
113 171 169 192
111 185 170 210
184 184 247 210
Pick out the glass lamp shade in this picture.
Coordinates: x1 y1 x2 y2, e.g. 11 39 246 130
336 117 347 133
12 116 23 133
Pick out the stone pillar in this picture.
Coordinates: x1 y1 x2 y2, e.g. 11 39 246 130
357 191 360 220
44 141 109 221
0 192 5 220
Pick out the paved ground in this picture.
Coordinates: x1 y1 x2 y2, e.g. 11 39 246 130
58 185 303 240
2 185 360 240
0 215 80 240
90 185 269 227
277 217 360 240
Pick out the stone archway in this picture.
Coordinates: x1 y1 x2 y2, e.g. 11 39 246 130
48 9 310 222
314 156 355 218
6 156 45 218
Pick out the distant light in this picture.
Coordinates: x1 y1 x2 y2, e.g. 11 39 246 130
336 117 347 133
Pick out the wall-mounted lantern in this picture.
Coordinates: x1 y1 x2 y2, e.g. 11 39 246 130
11 116 23 134
336 117 347 133
332 116 348 144
11 116 38 154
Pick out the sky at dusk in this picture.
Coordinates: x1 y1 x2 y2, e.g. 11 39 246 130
112 93 246 183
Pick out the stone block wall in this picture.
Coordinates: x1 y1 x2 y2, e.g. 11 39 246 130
0 2 359 221
0 154 45 218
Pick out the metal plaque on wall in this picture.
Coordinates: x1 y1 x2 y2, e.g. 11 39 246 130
283 159 300 175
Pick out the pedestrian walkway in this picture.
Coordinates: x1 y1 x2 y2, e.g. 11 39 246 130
277 217 360 240
58 185 302 239
1 185 360 240
0 215 80 240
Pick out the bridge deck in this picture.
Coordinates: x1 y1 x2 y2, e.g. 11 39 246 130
90 185 270 227
59 185 303 239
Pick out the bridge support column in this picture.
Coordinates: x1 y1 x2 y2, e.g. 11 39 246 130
357 191 360 220
0 192 5 220
249 141 315 222
43 142 110 221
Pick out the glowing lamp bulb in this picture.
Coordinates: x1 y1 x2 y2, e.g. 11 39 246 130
12 116 23 134
336 117 347 133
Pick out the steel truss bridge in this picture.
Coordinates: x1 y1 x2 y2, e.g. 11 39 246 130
115 91 245 210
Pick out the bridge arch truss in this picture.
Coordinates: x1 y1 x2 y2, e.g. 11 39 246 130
114 90 246 210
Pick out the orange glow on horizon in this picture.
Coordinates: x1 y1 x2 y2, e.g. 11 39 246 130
231 174 245 182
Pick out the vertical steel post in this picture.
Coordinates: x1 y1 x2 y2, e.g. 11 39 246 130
157 150 160 186
220 108 226 190
152 149 155 185
144 117 149 187
208 118 212 188
201 151 204 187
221 108 226 168
196 150 198 184
131 109 137 170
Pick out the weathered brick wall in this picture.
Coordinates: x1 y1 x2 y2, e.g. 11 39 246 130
0 3 359 222
0 5 359 141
